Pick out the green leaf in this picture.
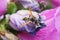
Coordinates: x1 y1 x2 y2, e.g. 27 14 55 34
0 24 6 32
45 5 52 9
7 2 17 14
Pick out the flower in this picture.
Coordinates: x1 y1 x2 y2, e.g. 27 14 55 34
17 7 60 40
50 0 60 8
0 0 7 16
9 10 38 30
17 0 40 12
38 0 52 10
9 10 46 34
9 10 39 32
38 0 48 5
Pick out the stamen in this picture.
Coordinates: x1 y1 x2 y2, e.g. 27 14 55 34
29 7 35 17
21 21 32 27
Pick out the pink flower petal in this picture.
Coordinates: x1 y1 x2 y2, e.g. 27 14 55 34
17 7 60 40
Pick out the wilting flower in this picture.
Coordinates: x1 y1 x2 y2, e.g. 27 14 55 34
17 0 40 12
0 0 7 16
17 7 60 40
38 0 52 10
9 10 46 34
38 0 60 8
38 0 48 5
